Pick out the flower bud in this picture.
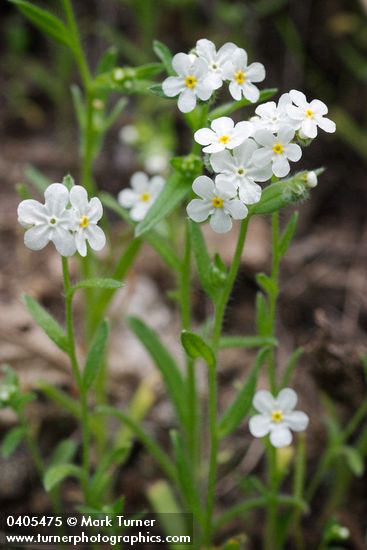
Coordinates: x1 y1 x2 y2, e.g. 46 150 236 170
305 170 318 188
276 445 294 472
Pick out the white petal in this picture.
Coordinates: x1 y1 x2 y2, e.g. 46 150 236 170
228 81 242 100
253 390 275 414
204 73 223 90
238 180 262 204
87 196 103 221
231 121 253 143
210 209 232 233
275 388 298 412
130 171 149 192
286 104 304 121
301 119 317 138
178 89 196 113
118 189 138 208
233 139 258 165
285 411 309 432
255 101 276 118
254 130 274 147
211 116 234 135
234 48 247 69
172 52 191 75
194 127 217 146
162 76 184 97
196 81 214 100
44 183 69 216
150 176 165 196
270 425 293 448
309 99 328 115
203 142 226 154
217 42 238 63
289 89 308 108
210 150 235 173
192 175 215 199
191 57 208 78
272 155 290 178
24 225 50 251
222 61 235 80
278 125 295 143
247 163 273 182
249 414 271 438
186 199 211 222
130 202 150 221
225 199 248 220
278 93 292 109
246 62 265 83
242 82 260 103
18 199 47 225
214 177 238 199
75 230 87 257
69 185 89 213
52 226 76 256
252 147 273 167
85 225 106 251
285 143 302 162
196 38 216 62
317 116 336 133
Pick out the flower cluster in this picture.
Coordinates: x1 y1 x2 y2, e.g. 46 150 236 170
17 183 106 257
249 388 309 448
118 172 165 221
162 39 265 113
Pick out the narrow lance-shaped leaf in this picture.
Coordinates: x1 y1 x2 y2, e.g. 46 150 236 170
72 278 124 292
181 330 215 368
9 0 72 47
1 426 25 459
83 320 109 390
209 88 277 119
189 221 218 302
219 335 277 349
44 464 84 492
218 348 270 438
279 211 299 258
23 295 69 353
153 40 174 75
127 317 188 429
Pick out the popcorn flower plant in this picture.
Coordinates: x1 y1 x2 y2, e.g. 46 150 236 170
8 4 355 549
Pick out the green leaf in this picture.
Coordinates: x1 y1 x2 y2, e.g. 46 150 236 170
104 97 128 130
127 317 187 428
83 320 109 390
189 221 218 301
337 446 364 477
153 40 174 75
25 165 49 194
1 426 25 458
256 273 277 296
49 439 78 467
135 62 164 79
135 173 191 237
37 382 80 418
279 212 299 257
44 463 84 492
71 85 85 130
62 174 74 190
96 47 118 75
218 348 270 438
73 278 124 292
181 330 215 368
16 183 32 200
149 84 170 99
281 347 304 387
23 295 69 353
9 0 71 47
209 88 277 119
171 431 204 524
255 292 270 336
219 336 277 349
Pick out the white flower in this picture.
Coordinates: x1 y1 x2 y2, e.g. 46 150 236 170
162 52 214 113
118 172 165 221
286 90 336 139
253 126 302 178
195 38 238 89
69 186 106 257
144 151 170 174
249 388 309 448
17 183 76 256
194 116 253 154
0 384 17 403
186 175 248 233
119 124 139 145
253 93 297 133
210 139 272 204
222 48 265 102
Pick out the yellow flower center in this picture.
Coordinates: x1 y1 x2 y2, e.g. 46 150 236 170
49 217 57 225
80 215 89 228
271 410 284 423
185 75 197 89
219 135 230 144
305 108 314 119
272 143 284 154
237 168 245 175
235 70 245 84
212 196 224 209
140 192 151 203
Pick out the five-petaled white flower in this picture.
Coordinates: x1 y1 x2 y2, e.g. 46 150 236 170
222 48 265 103
69 186 106 257
253 126 302 178
286 89 336 139
194 116 253 154
162 52 214 113
17 183 76 257
186 175 248 233
253 93 297 133
118 172 165 221
249 388 309 448
210 139 272 204
195 38 238 90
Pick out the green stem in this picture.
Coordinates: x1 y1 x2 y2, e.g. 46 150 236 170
61 256 91 503
265 443 279 550
292 434 306 550
267 211 280 393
